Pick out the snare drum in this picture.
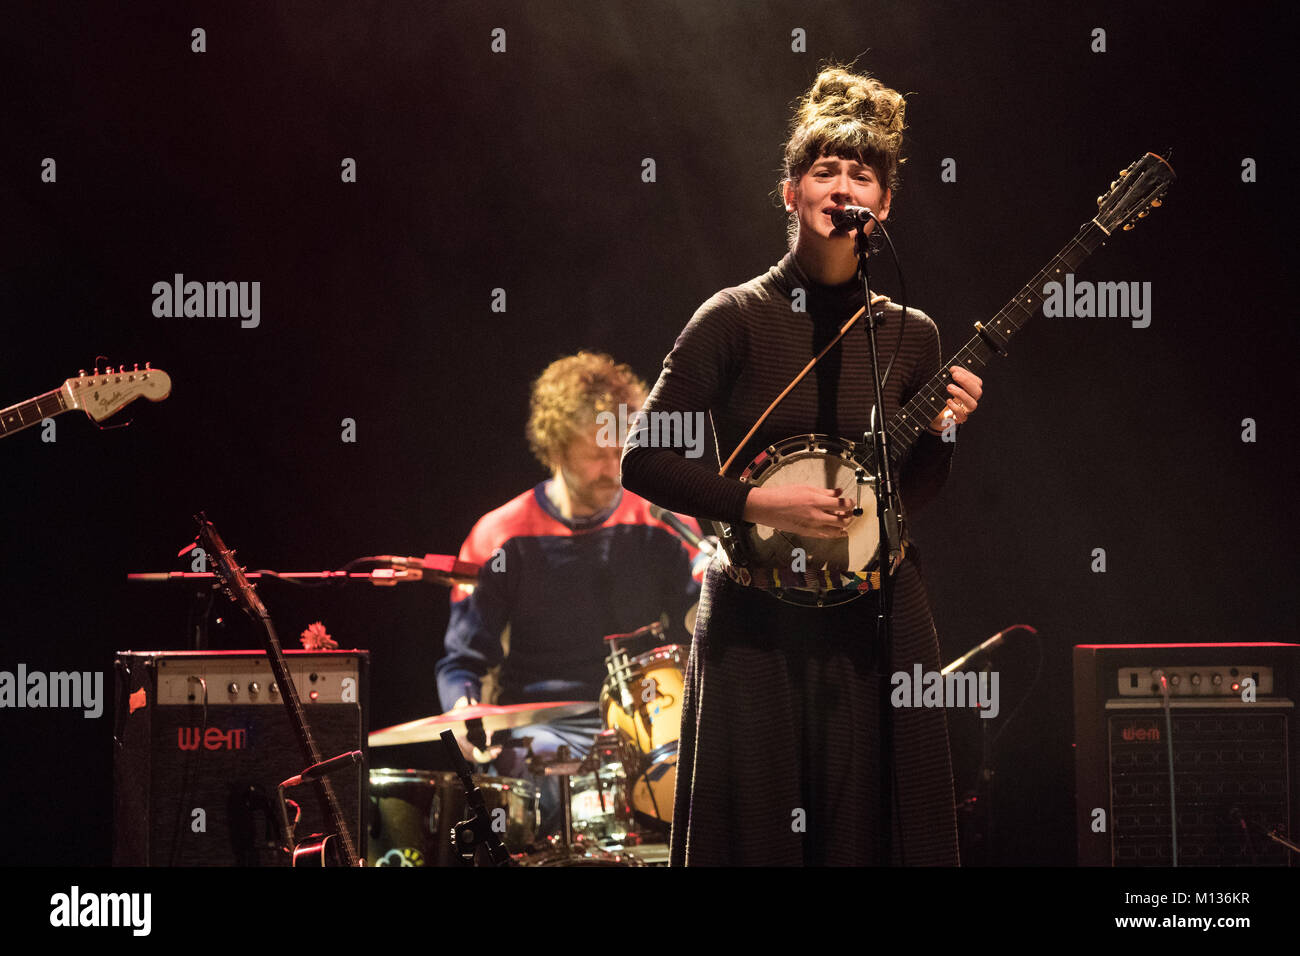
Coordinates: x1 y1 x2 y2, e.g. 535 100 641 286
367 769 539 866
599 645 685 825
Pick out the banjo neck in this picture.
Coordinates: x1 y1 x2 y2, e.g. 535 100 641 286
887 220 1107 468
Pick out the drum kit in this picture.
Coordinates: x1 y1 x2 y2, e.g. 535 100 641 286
368 621 685 867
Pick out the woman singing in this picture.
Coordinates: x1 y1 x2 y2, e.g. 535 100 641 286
621 63 983 865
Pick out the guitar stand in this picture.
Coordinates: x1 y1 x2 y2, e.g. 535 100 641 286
276 750 364 867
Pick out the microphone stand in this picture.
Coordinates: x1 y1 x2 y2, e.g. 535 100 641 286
852 221 903 865
439 730 514 866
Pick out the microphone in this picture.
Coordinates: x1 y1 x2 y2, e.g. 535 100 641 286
649 504 716 556
941 630 1007 675
830 205 879 229
941 624 1038 675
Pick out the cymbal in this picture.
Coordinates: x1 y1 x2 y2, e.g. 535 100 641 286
369 701 598 747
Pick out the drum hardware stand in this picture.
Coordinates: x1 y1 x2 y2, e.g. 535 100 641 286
438 729 514 866
603 624 665 751
535 745 590 849
526 745 607 853
603 629 659 814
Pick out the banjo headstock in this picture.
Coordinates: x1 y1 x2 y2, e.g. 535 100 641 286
1094 151 1175 234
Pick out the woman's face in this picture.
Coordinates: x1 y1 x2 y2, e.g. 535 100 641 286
784 152 891 245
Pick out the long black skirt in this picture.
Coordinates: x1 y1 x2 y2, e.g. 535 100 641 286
669 551 960 866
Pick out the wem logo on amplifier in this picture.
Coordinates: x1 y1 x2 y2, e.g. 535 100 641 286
176 727 249 751
1118 721 1161 742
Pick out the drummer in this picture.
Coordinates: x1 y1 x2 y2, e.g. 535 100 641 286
436 350 705 837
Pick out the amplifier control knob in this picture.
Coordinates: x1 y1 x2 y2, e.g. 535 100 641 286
249 682 260 695
227 682 239 695
1169 674 1181 687
1190 673 1202 687
1211 673 1223 686
270 682 280 696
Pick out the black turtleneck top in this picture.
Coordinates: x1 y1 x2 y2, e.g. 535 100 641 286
622 251 955 528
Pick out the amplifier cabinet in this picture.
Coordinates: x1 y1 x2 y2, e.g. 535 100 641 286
113 650 369 866
1074 642 1297 867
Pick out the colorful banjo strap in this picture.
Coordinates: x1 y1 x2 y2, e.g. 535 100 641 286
718 539 908 594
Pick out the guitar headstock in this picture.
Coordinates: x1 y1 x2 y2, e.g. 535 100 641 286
63 363 171 422
194 512 266 619
1095 151 1175 235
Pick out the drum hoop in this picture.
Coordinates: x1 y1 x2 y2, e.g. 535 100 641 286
600 645 684 704
369 768 440 784
738 434 870 485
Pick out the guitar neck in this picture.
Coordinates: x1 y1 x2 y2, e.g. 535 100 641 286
887 220 1108 464
255 617 360 867
0 387 68 438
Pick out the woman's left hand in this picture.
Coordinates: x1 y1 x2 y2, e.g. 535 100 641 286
927 366 983 433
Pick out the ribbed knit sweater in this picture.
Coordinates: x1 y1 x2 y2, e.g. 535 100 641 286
622 251 955 529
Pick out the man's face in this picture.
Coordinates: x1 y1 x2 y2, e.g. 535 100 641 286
784 153 892 243
555 424 623 515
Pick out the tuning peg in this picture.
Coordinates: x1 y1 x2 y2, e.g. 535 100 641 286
1137 210 1148 218
145 362 152 370
133 362 140 371
1151 198 1162 207
1122 223 1135 231
78 369 86 377
1096 195 1105 206
1118 168 1128 177
1110 180 1117 189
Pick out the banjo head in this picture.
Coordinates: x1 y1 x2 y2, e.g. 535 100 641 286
731 434 881 575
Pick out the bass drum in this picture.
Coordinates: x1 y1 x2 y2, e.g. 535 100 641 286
367 769 539 867
599 645 685 827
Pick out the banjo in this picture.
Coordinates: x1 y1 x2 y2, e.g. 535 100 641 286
711 150 1176 607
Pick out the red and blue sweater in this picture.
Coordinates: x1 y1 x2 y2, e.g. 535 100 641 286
436 482 705 709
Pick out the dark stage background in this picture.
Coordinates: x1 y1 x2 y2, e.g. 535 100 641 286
2 1 1295 868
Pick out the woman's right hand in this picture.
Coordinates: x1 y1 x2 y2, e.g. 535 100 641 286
741 485 855 539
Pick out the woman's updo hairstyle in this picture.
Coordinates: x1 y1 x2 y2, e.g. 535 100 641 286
779 63 907 243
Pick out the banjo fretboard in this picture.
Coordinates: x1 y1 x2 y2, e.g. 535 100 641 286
887 220 1109 465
